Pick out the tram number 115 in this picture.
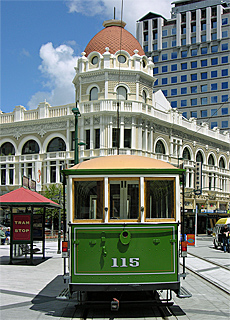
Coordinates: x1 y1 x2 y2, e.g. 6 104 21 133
111 258 140 268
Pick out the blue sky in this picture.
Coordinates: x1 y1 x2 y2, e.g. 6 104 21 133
1 0 172 113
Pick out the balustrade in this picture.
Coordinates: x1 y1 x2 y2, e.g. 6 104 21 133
24 111 38 121
20 154 39 161
45 152 66 159
0 113 14 124
0 155 15 163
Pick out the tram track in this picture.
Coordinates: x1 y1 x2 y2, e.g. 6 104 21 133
75 305 184 320
70 291 187 320
188 252 230 271
181 253 230 295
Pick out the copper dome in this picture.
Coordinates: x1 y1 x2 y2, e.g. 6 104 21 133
84 19 145 57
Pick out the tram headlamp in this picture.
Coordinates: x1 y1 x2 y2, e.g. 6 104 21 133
119 230 131 245
181 241 187 257
62 241 68 252
62 241 69 258
122 231 128 238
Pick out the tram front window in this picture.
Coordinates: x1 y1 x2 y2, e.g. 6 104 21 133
74 180 103 219
146 179 175 219
110 180 139 220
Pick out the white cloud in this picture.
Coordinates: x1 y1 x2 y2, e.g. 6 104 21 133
28 42 79 109
21 48 30 57
65 40 77 47
67 0 106 16
66 0 172 34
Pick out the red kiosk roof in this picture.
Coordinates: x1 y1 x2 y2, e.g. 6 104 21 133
0 187 60 207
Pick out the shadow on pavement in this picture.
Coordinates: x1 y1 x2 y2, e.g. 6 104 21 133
30 279 187 319
0 255 51 266
30 275 73 318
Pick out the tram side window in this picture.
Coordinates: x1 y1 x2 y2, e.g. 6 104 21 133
74 180 103 219
146 180 174 219
110 180 139 220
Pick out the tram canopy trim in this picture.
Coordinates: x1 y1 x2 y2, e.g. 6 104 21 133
62 155 184 176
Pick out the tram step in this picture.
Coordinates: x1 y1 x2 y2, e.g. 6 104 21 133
177 286 192 298
56 288 70 300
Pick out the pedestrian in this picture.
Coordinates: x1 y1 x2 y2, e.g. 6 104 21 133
0 227 6 245
220 224 229 253
5 227 10 245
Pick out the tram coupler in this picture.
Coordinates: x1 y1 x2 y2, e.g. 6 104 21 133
111 298 119 311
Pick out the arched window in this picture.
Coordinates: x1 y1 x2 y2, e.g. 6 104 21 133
142 90 147 103
90 87 98 101
22 140 39 154
208 154 215 166
219 157 225 169
182 147 191 160
196 151 203 163
155 140 165 154
0 142 15 155
116 86 127 100
47 138 66 152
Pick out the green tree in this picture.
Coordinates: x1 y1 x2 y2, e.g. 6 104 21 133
43 184 63 233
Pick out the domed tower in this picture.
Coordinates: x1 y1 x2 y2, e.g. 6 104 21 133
73 19 155 103
72 19 161 160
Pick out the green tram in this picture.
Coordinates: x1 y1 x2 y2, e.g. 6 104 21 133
62 155 190 303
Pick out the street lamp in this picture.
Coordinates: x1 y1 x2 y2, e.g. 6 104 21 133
72 105 81 164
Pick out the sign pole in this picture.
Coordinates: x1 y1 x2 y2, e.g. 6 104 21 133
43 207 46 259
30 207 33 264
10 207 13 264
195 205 198 247
57 190 61 254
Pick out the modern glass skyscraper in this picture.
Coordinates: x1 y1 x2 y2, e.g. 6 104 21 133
136 0 230 131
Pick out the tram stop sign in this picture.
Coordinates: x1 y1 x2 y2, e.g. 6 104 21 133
12 214 31 241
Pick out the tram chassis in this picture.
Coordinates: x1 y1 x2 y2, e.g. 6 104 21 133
69 281 180 294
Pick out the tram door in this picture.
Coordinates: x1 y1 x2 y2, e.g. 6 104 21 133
110 180 139 219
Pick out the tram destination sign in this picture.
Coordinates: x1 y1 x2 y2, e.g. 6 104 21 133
12 214 31 241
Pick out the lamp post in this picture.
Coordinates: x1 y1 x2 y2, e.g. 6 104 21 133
72 105 81 165
60 163 67 277
57 189 62 254
177 157 184 167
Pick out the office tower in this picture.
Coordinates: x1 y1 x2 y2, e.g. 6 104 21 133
136 0 230 131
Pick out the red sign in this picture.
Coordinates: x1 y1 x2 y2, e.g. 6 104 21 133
13 214 31 241
187 234 195 246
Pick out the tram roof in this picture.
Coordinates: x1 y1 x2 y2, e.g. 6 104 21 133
63 155 183 175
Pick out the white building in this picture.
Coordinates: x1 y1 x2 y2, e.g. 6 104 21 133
1 19 230 232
